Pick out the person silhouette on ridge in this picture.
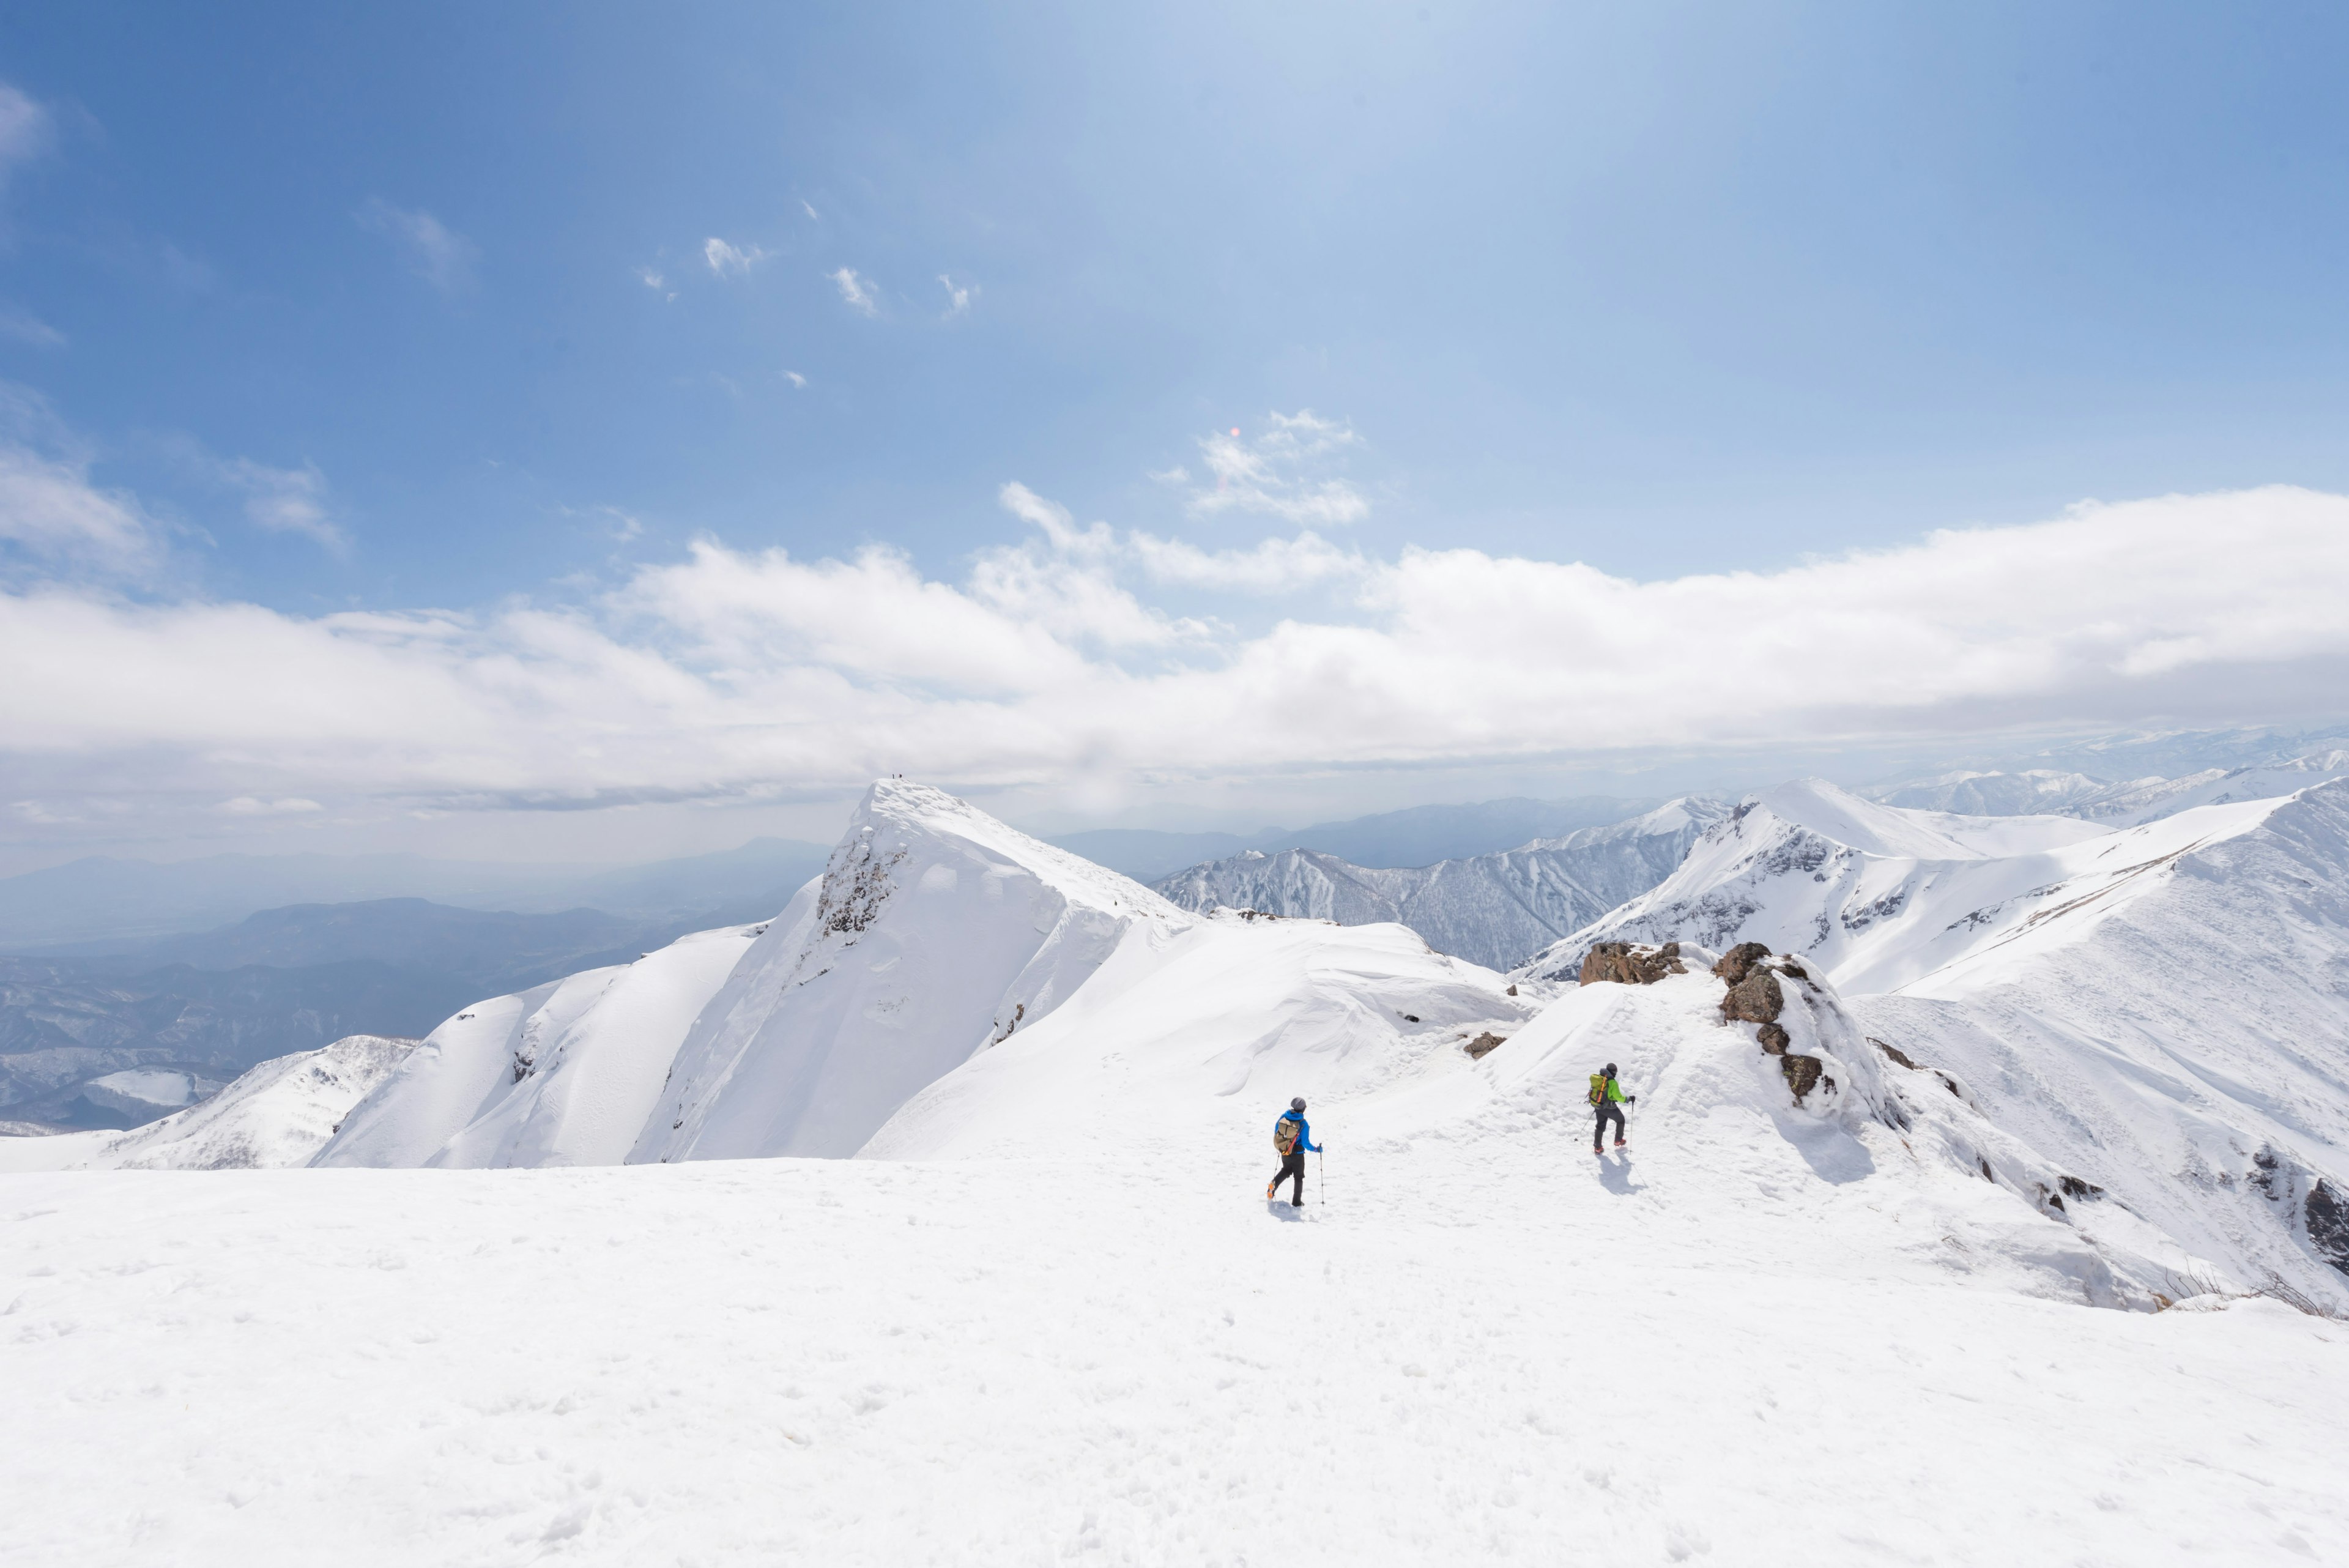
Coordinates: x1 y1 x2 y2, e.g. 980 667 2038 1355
1267 1096 1321 1206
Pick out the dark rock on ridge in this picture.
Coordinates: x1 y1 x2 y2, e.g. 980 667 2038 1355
1579 940 1687 986
1712 942 1773 987
1721 968 1784 1026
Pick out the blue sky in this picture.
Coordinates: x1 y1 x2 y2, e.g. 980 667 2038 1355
4 2 2349 868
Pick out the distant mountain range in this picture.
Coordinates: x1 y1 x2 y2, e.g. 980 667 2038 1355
86 773 2342 1316
1860 751 2349 825
12 735 2347 1138
0 838 833 952
1047 795 1663 879
1152 799 1730 970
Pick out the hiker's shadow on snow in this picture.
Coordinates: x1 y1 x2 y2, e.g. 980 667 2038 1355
1265 1201 1307 1222
1592 1152 1643 1195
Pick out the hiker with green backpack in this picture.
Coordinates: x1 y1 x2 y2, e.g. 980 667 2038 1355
1590 1063 1636 1153
1267 1097 1323 1206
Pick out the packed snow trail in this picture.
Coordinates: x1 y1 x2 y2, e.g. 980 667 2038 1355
6 1150 2345 1567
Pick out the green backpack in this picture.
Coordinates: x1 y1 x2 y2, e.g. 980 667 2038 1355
1588 1072 1609 1108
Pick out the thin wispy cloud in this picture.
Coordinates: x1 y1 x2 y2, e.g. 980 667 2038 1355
939 274 974 316
0 83 53 187
0 307 64 348
703 237 768 278
217 457 345 552
784 370 807 388
829 267 880 316
356 199 478 293
800 200 820 221
1187 411 1369 526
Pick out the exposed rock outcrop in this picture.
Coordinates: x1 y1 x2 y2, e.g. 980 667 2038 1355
2308 1179 2349 1276
1464 1031 1508 1061
1579 940 1687 986
1781 1054 1825 1100
1721 967 1784 1026
1713 942 1773 987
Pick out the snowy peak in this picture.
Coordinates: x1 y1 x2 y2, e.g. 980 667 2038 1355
832 778 1187 930
631 781 1191 1162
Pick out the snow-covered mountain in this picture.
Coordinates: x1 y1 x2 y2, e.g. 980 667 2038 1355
317 780 1194 1168
1151 797 1731 970
0 1033 414 1172
15 778 2349 1561
1525 776 2349 1306
1866 748 2349 826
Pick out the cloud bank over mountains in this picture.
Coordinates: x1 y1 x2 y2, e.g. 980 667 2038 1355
6 403 2349 834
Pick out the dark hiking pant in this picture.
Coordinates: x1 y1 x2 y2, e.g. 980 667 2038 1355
1270 1148 1306 1204
1593 1102 1625 1149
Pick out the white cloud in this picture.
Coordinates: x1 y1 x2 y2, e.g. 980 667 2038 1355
217 458 344 552
0 444 158 574
784 370 807 388
703 237 768 278
356 199 478 293
939 274 974 316
1189 411 1369 525
220 796 322 816
801 200 820 221
0 84 52 184
7 480 2349 831
829 267 880 316
0 307 62 347
0 388 162 577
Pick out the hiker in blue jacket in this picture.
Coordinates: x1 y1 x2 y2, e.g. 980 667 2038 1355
1267 1097 1322 1206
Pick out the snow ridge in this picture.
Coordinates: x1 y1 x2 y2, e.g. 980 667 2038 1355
1522 777 2349 1307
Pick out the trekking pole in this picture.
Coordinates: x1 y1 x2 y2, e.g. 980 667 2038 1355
1318 1148 1325 1206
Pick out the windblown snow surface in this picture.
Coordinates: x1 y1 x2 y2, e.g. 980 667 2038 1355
1153 797 1729 970
6 781 2349 1564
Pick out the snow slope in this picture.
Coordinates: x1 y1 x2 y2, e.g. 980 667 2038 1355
866 912 1533 1161
11 948 2348 1563
314 922 765 1169
0 1035 414 1173
1152 797 1730 970
1529 777 2349 1306
877 919 2189 1310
